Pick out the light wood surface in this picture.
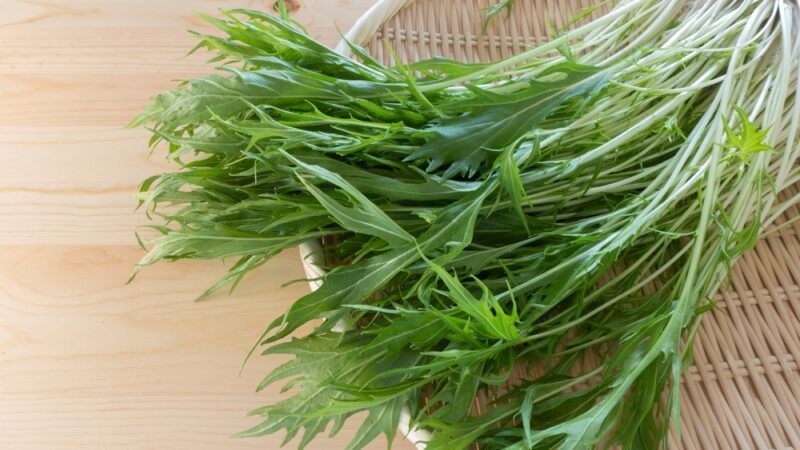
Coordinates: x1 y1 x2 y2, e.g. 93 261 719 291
0 0 379 245
0 1 415 448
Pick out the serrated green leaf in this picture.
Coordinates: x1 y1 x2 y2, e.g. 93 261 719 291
345 396 406 450
285 152 414 247
428 260 520 341
409 62 607 177
260 184 493 344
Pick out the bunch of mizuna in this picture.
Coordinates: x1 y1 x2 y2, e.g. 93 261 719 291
133 0 800 448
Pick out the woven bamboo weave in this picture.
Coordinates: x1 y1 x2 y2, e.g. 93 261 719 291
302 1 800 448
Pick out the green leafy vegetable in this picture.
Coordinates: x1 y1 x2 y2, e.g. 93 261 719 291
132 0 800 449
410 62 608 177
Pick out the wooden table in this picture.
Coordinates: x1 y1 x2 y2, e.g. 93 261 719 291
0 1 415 448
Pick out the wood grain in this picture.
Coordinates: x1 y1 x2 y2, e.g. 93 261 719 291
0 246 414 449
0 0 377 246
0 247 285 443
0 0 415 448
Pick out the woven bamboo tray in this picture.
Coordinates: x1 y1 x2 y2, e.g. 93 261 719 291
301 1 800 448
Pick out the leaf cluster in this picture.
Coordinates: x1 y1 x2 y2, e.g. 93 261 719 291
132 1 800 449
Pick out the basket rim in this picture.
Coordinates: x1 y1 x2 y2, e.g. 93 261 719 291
333 0 415 57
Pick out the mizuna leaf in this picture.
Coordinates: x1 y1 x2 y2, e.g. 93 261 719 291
132 68 402 129
345 396 406 450
284 151 414 247
289 150 481 201
427 259 520 341
424 401 520 449
408 62 608 177
241 332 397 449
499 149 530 234
260 184 493 344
